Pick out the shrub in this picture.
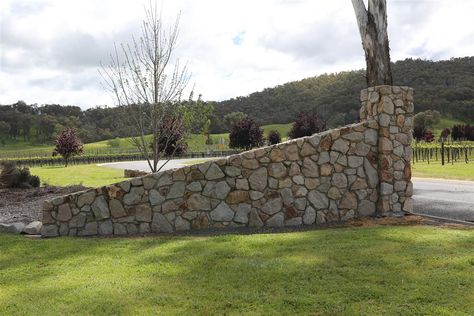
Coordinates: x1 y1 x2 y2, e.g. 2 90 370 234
29 175 41 187
451 124 474 141
0 162 40 188
267 130 281 145
422 130 435 142
413 125 425 141
288 112 326 139
229 117 264 150
53 128 84 167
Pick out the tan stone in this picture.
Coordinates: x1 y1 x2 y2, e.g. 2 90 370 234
187 194 211 211
269 148 285 162
320 163 333 176
107 185 124 199
187 170 205 181
380 137 393 151
226 190 250 204
302 158 318 177
339 192 357 209
319 135 332 151
268 162 287 179
279 178 292 188
304 178 319 190
300 142 316 156
242 159 259 170
192 213 210 229
404 163 412 180
285 144 300 160
327 187 341 199
172 168 186 181
288 163 301 176
351 178 367 190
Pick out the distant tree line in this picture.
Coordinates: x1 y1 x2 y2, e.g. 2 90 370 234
0 98 211 146
1 57 472 145
0 101 129 145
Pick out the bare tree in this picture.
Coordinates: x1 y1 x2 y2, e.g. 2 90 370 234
351 0 393 86
100 2 191 172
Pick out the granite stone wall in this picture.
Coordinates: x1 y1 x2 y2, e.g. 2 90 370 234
41 86 413 237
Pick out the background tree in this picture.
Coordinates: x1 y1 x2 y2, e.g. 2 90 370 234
52 128 84 167
351 0 392 86
0 121 11 146
182 94 214 146
99 2 190 172
224 111 247 131
229 117 263 150
267 130 281 145
289 112 326 139
413 110 441 140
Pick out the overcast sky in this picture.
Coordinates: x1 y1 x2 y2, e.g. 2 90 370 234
1 0 473 108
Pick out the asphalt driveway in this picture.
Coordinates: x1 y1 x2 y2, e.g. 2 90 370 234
412 178 474 222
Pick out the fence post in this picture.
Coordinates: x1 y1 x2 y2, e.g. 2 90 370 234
441 141 444 165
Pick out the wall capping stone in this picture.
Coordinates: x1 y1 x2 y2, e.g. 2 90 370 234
41 86 413 237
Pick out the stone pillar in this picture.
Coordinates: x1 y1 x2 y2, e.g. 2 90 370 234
360 85 414 215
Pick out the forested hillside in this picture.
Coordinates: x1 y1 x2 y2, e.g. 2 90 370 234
1 57 472 144
211 57 474 132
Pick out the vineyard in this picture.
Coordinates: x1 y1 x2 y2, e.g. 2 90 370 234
412 141 474 165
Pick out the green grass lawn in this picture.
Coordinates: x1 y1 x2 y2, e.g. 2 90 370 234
0 226 473 315
262 123 292 138
412 161 474 181
31 164 128 187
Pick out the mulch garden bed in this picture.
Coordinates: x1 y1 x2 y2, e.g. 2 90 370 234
0 185 87 224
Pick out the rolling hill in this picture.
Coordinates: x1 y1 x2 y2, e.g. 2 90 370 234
211 57 474 132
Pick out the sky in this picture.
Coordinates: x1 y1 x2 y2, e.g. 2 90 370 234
0 0 473 109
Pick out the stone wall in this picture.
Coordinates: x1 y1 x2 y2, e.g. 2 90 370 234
41 86 413 237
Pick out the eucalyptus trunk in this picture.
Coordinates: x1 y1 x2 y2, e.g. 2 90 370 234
351 0 393 86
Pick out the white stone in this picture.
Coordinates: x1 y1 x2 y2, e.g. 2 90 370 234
210 202 234 221
205 163 225 180
234 204 251 224
249 167 268 191
308 191 329 209
265 212 284 227
303 207 316 225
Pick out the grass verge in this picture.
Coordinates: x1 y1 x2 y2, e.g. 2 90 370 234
412 161 474 181
0 226 473 315
30 164 128 187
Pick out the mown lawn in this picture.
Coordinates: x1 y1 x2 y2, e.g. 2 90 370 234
0 226 473 315
30 164 128 187
412 161 474 181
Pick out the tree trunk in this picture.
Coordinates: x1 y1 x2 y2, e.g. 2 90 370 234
351 0 393 86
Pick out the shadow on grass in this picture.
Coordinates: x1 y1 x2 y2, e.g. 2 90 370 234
1 226 473 315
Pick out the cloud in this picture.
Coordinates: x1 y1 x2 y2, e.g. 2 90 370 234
0 0 473 108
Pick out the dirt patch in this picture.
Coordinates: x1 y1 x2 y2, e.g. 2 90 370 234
0 185 87 224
